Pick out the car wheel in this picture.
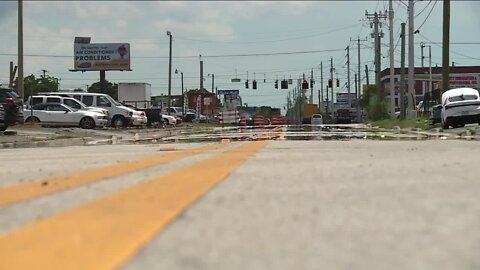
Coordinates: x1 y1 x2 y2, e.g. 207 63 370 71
25 116 40 123
441 119 449 129
0 125 7 132
80 117 96 129
112 116 126 128
162 118 171 127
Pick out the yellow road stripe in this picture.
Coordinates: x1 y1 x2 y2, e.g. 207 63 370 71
0 143 228 207
0 140 269 270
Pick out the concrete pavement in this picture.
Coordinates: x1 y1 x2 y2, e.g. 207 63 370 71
1 140 480 270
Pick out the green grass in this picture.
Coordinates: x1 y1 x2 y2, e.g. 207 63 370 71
369 117 440 130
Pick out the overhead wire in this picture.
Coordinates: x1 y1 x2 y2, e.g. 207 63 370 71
414 0 433 18
416 0 438 32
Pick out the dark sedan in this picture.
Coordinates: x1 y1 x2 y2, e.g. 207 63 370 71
0 87 24 127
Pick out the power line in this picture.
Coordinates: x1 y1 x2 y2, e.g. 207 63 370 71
416 0 438 32
0 48 347 59
175 24 360 44
418 33 480 61
414 0 433 18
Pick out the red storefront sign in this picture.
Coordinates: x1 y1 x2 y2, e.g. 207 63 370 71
187 93 217 110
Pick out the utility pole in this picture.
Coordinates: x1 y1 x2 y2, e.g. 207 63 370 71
325 85 329 116
355 73 358 120
167 31 172 114
320 61 323 113
407 0 415 118
9 61 17 89
346 46 351 109
366 10 387 95
211 74 214 92
41 69 47 79
400 22 406 120
199 54 204 90
442 0 450 93
310 68 314 104
351 37 367 122
428 45 432 103
389 0 395 119
330 57 334 115
365 65 370 86
18 0 24 98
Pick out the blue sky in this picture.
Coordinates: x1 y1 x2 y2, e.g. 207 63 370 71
0 1 479 110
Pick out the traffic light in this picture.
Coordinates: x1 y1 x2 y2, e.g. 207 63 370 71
245 80 249 89
281 80 288 89
252 80 257 89
302 80 309 90
328 79 332 88
274 80 278 89
336 79 340 87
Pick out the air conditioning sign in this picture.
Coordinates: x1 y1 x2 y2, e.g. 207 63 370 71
74 43 130 71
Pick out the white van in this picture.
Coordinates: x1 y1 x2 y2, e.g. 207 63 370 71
42 92 142 127
311 114 323 125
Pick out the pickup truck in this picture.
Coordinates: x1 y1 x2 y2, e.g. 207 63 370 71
334 109 353 124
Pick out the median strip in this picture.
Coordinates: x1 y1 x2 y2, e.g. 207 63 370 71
0 140 269 270
0 143 228 207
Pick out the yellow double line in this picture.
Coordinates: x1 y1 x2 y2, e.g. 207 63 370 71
0 140 269 270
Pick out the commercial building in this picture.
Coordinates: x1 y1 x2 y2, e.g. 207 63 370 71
380 66 480 108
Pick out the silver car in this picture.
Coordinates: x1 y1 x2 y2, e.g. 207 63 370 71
24 103 108 129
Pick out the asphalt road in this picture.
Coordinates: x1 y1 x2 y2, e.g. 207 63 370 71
1 139 480 270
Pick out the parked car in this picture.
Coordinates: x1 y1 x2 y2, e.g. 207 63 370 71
41 92 140 127
417 100 437 117
0 104 7 131
0 87 24 127
24 102 108 129
26 95 109 120
430 104 442 125
131 110 148 127
164 107 184 118
334 109 353 124
183 110 207 123
441 87 480 129
311 114 323 125
161 114 177 126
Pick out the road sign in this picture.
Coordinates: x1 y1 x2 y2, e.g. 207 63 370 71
218 89 240 95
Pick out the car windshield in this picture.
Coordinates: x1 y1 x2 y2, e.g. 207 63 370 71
448 94 478 102
64 99 84 110
106 95 121 106
0 90 20 99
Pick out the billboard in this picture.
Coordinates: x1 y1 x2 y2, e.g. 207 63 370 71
74 43 130 71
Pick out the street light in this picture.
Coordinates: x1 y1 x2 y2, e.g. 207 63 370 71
175 68 184 118
207 73 215 93
167 30 172 115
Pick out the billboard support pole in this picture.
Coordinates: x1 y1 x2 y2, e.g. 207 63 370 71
100 70 106 94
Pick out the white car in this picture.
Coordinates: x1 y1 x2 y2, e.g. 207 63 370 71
24 102 108 129
26 95 109 122
161 114 177 126
164 107 184 118
441 87 480 129
131 110 148 126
